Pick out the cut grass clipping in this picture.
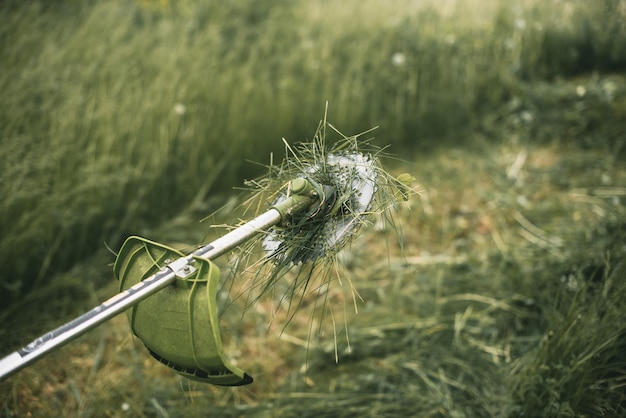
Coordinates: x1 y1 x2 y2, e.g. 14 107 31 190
213 116 416 338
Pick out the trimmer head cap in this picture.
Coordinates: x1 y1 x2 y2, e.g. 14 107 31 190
262 151 378 263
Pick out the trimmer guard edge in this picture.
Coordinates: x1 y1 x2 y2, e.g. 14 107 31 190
114 236 252 386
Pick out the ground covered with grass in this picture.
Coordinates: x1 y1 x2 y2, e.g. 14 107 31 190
1 0 626 417
2 88 625 416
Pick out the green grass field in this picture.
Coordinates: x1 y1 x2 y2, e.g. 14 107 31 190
1 0 626 416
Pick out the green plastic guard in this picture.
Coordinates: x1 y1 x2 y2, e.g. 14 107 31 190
113 236 253 386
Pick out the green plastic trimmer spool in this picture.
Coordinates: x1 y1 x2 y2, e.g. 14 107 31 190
114 237 252 386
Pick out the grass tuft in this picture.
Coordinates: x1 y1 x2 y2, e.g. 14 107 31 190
212 111 416 344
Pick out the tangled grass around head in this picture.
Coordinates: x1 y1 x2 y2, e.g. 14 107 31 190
216 114 417 332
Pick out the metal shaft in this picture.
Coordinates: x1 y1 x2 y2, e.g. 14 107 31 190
0 267 177 381
193 209 281 260
0 208 284 381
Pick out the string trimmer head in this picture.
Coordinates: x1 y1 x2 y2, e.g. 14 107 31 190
112 147 380 384
263 152 378 264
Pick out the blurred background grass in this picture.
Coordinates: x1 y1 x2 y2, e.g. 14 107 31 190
1 0 626 416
